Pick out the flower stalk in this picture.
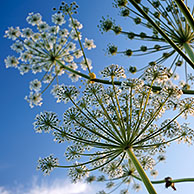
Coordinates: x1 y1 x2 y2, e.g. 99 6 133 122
183 42 194 63
126 148 157 194
174 0 194 32
131 174 194 184
56 59 194 95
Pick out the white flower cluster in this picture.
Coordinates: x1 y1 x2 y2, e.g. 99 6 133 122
37 154 59 175
65 145 84 161
121 78 144 93
143 65 171 85
68 162 89 183
4 11 96 108
101 64 126 80
52 84 80 104
33 64 194 188
33 111 60 133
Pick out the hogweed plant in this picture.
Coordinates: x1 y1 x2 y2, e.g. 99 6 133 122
34 64 194 194
4 1 194 194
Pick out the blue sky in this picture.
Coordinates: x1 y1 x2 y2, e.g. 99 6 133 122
1 0 194 193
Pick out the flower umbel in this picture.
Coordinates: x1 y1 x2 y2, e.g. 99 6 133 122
35 65 194 187
4 3 95 108
37 155 59 175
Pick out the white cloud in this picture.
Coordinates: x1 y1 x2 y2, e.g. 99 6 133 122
0 187 10 194
0 178 95 194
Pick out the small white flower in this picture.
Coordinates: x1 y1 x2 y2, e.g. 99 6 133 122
20 52 32 62
74 50 83 58
4 56 19 68
55 85 79 104
24 39 33 47
25 92 43 108
4 27 21 40
32 33 41 41
55 66 65 76
11 41 24 53
38 22 49 31
69 18 83 29
59 28 69 37
43 74 53 83
67 62 78 70
26 12 42 26
58 37 67 45
22 28 33 38
84 38 96 50
64 55 74 63
29 79 42 92
18 63 30 75
52 13 66 25
68 162 89 183
48 26 59 34
51 85 61 99
48 36 56 44
67 42 76 51
70 30 82 40
32 64 42 74
178 97 194 118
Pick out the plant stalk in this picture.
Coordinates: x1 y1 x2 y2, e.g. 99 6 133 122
56 59 194 95
126 148 157 194
174 0 194 32
183 42 194 63
131 174 194 184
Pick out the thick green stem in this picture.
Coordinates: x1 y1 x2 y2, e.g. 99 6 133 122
174 0 194 32
183 42 194 63
126 148 157 194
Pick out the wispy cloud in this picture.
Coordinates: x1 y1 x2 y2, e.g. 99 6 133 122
0 178 95 194
0 187 10 194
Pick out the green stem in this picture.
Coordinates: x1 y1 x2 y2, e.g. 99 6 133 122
126 148 157 194
111 76 126 140
131 174 194 184
56 59 194 95
127 0 194 69
152 178 194 184
130 80 154 142
183 42 194 63
68 12 91 73
174 0 194 32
